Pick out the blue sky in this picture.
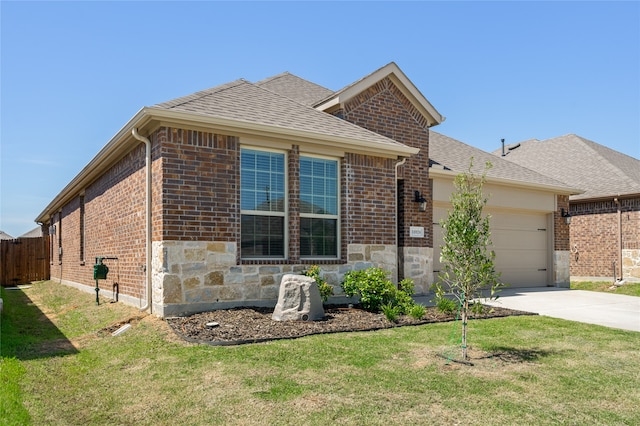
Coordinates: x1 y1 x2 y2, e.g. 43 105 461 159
1 1 639 237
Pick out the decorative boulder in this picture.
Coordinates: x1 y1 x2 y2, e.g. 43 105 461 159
272 274 325 321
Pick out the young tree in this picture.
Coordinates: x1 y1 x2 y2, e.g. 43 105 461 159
433 160 503 361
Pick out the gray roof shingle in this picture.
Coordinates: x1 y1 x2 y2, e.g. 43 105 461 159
0 230 14 240
153 79 411 151
495 134 640 200
256 72 334 106
430 131 574 190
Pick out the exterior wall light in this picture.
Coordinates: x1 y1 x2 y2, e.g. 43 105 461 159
414 191 427 212
561 208 571 225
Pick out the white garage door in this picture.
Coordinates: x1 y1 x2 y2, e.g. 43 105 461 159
433 207 549 288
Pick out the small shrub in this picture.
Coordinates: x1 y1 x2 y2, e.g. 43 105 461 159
342 268 420 315
394 278 416 314
304 265 333 303
408 304 426 320
381 303 401 323
341 267 397 312
436 297 458 315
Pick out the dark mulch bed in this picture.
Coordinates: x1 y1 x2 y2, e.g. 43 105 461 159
166 305 535 346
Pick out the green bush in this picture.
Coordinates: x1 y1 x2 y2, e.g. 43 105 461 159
303 265 334 303
435 297 458 315
341 267 419 315
342 267 397 312
381 303 401 323
408 303 426 320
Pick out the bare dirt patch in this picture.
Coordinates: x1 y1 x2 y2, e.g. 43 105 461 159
166 304 535 346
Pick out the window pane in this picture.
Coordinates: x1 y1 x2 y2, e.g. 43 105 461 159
300 218 337 257
300 156 338 215
241 148 285 213
241 215 285 258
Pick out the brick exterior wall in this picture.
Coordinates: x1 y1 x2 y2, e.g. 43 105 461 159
337 77 432 284
342 153 397 246
570 197 640 279
555 195 570 251
155 127 240 241
339 77 432 249
50 145 148 301
48 121 406 313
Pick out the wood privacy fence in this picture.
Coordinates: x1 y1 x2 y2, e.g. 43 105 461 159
0 237 50 286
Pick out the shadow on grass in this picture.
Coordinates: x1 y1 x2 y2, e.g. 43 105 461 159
476 346 559 363
1 286 78 360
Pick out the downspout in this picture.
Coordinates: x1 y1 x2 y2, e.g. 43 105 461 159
614 197 623 281
395 157 408 283
132 128 153 313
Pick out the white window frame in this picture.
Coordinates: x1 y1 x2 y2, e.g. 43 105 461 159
240 146 288 260
299 153 340 259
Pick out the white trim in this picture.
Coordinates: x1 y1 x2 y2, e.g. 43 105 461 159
429 166 581 195
239 147 289 260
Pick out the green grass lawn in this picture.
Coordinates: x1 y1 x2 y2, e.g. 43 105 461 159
571 280 640 297
2 281 639 425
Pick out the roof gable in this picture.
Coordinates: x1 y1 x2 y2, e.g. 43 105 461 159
314 62 445 127
497 134 640 200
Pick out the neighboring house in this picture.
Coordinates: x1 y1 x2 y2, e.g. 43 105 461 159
497 134 640 281
0 231 14 240
35 63 576 317
18 227 43 239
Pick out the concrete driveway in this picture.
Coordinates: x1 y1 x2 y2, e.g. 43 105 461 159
481 287 640 332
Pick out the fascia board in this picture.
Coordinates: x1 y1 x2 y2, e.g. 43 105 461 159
429 167 584 196
571 192 640 202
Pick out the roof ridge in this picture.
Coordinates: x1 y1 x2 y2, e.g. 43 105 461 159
255 72 293 85
155 79 248 110
254 78 318 107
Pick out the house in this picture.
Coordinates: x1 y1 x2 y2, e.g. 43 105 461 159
497 134 640 281
35 63 577 317
18 227 43 239
0 231 14 240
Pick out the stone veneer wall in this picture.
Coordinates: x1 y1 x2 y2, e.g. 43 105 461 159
152 241 399 317
622 249 640 280
553 250 570 288
399 247 433 294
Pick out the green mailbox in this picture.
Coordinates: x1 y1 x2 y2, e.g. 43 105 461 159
93 259 109 280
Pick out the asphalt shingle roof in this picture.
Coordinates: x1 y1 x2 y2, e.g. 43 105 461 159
495 134 640 200
153 79 410 151
429 131 574 189
0 230 14 240
256 72 334 106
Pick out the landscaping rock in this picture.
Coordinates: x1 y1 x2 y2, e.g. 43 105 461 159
272 274 324 321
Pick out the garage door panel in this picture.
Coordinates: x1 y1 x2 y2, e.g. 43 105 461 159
491 231 547 250
499 268 548 287
434 207 549 288
493 248 546 268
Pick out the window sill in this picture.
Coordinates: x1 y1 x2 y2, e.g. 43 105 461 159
241 259 346 266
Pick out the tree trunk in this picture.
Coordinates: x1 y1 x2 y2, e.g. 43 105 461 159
461 295 469 360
